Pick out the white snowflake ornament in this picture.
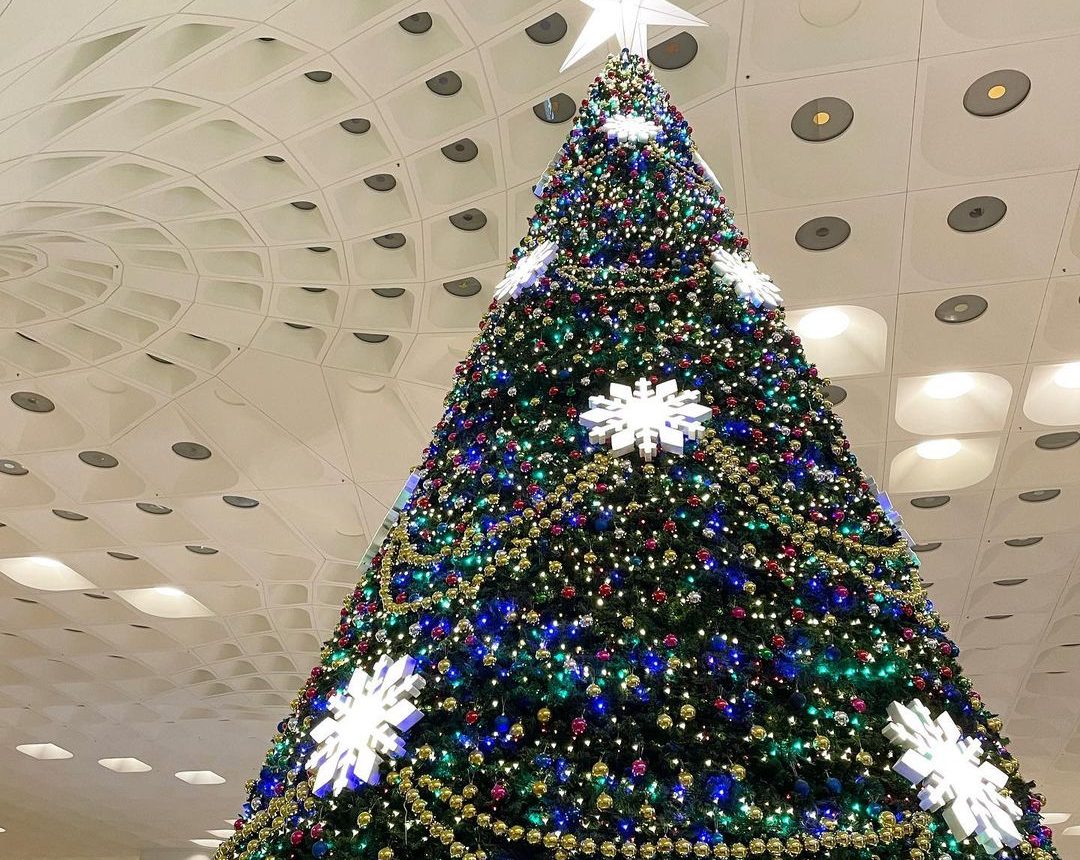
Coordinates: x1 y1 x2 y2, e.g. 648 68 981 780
307 655 426 797
579 377 710 461
494 239 558 303
883 699 1023 855
603 114 660 144
711 248 783 310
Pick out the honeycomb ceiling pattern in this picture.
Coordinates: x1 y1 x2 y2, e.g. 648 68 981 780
0 1 1079 857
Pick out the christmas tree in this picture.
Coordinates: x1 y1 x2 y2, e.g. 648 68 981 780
215 47 1057 860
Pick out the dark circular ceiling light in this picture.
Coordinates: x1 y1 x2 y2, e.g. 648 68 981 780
963 70 1031 117
442 138 478 163
648 31 699 70
821 384 847 406
444 277 482 298
305 70 332 83
363 174 397 192
795 216 850 251
373 233 406 249
426 71 462 96
78 451 118 469
339 118 371 135
947 196 1006 232
290 200 317 211
449 208 486 231
53 509 88 521
223 495 259 509
934 294 988 324
1018 489 1060 503
526 13 568 44
1035 431 1079 451
172 442 212 461
1004 536 1043 547
11 391 54 413
136 502 172 515
791 97 853 142
399 12 433 34
353 332 390 344
372 288 406 299
0 459 28 476
910 495 951 510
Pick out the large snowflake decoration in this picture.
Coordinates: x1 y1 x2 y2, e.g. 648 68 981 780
602 114 660 144
494 239 558 303
307 655 426 797
883 699 1023 855
579 378 710 461
711 248 783 310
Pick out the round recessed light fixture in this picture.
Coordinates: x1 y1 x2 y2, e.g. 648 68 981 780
441 138 479 163
533 93 576 124
172 441 212 461
1052 361 1080 389
285 322 312 330
648 31 699 70
223 495 259 509
136 502 172 515
363 174 397 192
798 307 850 339
11 391 54 413
185 545 218 555
290 200 317 211
399 12 433 34
0 458 28 475
426 71 462 97
443 277 482 298
339 117 371 135
923 372 974 400
822 384 847 406
449 208 487 232
353 332 390 344
304 70 332 83
963 69 1031 117
372 288 406 299
911 495 951 509
263 154 285 163
308 246 332 253
1018 488 1060 503
795 216 850 251
52 509 88 521
993 577 1029 587
912 541 942 553
799 0 862 27
1036 431 1080 451
107 551 139 561
78 450 119 469
791 97 853 142
373 233 406 249
302 286 327 294
947 196 1006 233
916 438 962 460
526 12 568 44
934 294 988 324
1004 536 1043 548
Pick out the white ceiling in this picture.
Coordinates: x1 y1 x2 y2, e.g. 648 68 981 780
0 1 1078 858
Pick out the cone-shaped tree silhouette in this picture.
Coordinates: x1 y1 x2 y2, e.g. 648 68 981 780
216 53 1057 860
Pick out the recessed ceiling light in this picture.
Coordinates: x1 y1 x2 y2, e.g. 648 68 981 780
373 233 405 249
363 174 397 192
399 12 433 34
648 31 699 70
1018 488 1060 503
533 93 575 124
290 200 317 211
923 372 974 400
98 757 151 773
935 293 988 324
339 117 371 135
84 593 110 600
947 196 1006 233
285 321 312 330
912 542 942 553
223 495 259 509
426 71 462 96
263 155 285 163
1052 361 1080 389
444 277 482 298
791 97 853 142
52 509 88 522
353 332 390 344
154 586 186 597
0 458 28 476
172 441 212 461
1004 537 1043 547
372 288 406 299
0 557 96 591
799 0 861 27
964 70 1031 117
449 209 487 231
795 216 850 251
135 502 172 515
910 495 950 509
107 551 139 561
10 391 54 413
308 246 332 253
1036 431 1080 450
116 588 212 619
985 614 1013 620
797 307 850 339
1041 813 1071 825
916 438 962 460
147 353 174 365
16 743 73 760
304 70 332 83
441 138 479 163
1063 825 1080 837
822 384 847 406
185 545 218 555
176 770 226 785
526 12 568 44
993 578 1028 587
207 830 235 839
78 450 119 468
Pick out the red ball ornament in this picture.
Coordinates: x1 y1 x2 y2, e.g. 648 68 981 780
311 824 324 839
571 717 587 735
290 831 304 846
791 608 805 621
598 582 614 598
663 634 678 648
771 635 786 649
561 585 577 599
851 698 866 714
490 783 508 802
631 759 648 777
732 607 746 619
465 710 479 725
652 588 668 604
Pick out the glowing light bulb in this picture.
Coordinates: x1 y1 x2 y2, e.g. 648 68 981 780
798 308 850 340
923 372 974 400
154 586 186 597
916 439 962 460
1052 362 1080 390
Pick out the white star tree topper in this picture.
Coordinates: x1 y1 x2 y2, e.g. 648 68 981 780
307 655 426 797
883 699 1024 855
494 239 558 303
712 247 783 310
580 378 711 461
561 0 708 72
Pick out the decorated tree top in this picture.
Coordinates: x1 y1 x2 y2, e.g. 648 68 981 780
215 48 1057 860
